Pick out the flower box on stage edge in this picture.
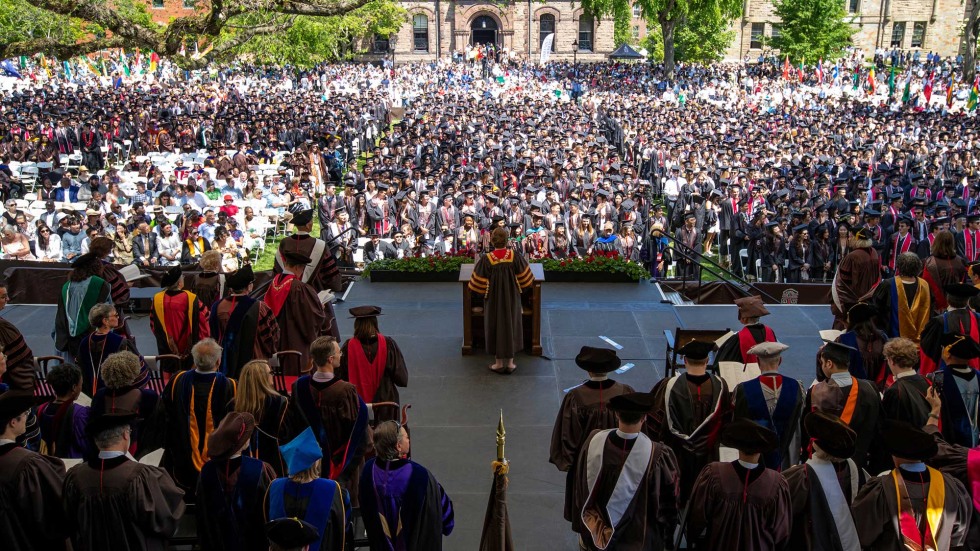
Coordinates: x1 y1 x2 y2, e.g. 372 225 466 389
363 251 648 283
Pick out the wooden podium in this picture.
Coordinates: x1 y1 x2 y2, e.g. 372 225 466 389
460 263 544 356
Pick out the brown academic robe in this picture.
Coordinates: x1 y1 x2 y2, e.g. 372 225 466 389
687 461 792 551
549 379 636 522
832 246 881 329
266 276 332 376
337 335 408 423
211 297 280 375
0 316 36 391
647 373 732 505
570 429 680 551
468 249 534 359
782 459 868 551
187 272 225 310
274 234 343 293
851 468 971 550
0 443 69 550
802 376 884 471
63 457 186 551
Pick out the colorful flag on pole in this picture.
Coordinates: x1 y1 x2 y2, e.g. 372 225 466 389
832 63 839 85
867 67 876 94
853 69 860 90
798 58 804 83
1 61 22 79
902 76 911 103
924 72 934 103
888 65 896 97
149 52 160 73
134 48 143 75
39 54 51 78
18 56 28 70
968 76 979 111
815 59 824 83
62 61 72 81
782 56 790 81
119 49 130 77
946 76 955 108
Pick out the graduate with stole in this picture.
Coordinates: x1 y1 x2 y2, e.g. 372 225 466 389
868 251 932 343
648 339 731 505
715 295 778 365
802 340 883 471
851 420 972 550
783 412 868 551
274 208 343 294
550 346 636 523
731 341 804 470
336 306 408 423
208 265 280 378
571 392 680 551
265 427 351 551
264 251 334 375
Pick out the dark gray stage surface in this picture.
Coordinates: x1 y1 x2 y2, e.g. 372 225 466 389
5 280 833 550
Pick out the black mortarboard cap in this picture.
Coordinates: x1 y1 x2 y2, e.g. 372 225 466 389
266 518 320 549
721 419 778 454
607 392 656 414
677 340 715 361
291 209 314 226
881 420 938 460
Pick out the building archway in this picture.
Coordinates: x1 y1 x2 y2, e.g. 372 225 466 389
471 15 499 46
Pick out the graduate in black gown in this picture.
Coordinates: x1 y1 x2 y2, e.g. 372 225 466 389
648 340 731 505
196 412 276 551
715 295 778 365
881 337 933 427
782 411 868 551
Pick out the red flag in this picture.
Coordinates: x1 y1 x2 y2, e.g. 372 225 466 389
924 72 934 103
782 56 790 80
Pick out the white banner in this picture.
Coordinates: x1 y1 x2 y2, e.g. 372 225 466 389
539 33 554 65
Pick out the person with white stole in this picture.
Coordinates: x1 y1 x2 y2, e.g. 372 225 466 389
782 411 868 551
570 391 680 551
851 420 972 550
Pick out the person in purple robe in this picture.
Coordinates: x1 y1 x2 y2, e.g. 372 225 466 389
37 363 90 459
358 420 455 551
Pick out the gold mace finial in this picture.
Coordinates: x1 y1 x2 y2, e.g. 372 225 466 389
496 409 506 462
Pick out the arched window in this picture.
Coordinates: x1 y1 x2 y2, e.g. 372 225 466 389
539 14 556 50
578 14 594 52
413 14 429 52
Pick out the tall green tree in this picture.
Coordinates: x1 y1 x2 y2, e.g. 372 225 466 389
772 0 855 62
641 9 734 65
0 0 393 67
613 0 634 47
584 0 740 78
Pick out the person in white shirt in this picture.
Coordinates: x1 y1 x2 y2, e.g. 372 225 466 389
156 223 182 266
35 225 61 262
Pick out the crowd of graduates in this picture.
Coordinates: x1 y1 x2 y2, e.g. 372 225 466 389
0 48 980 550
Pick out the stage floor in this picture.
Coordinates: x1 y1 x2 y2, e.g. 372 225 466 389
6 280 833 550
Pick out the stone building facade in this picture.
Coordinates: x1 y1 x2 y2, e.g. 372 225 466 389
726 0 973 60
382 1 616 62
141 0 972 63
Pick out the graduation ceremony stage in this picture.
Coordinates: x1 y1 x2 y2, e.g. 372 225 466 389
5 279 834 550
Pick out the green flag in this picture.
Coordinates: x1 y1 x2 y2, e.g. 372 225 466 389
119 49 130 77
968 77 979 112
902 77 911 103
853 70 860 90
888 65 896 97
18 56 27 69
